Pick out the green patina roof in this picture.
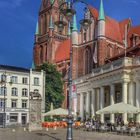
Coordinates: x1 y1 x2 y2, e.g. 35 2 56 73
35 21 39 35
67 22 71 36
98 0 105 20
72 14 78 31
50 0 54 4
49 15 54 29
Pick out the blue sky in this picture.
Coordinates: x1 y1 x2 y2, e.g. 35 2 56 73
0 0 140 68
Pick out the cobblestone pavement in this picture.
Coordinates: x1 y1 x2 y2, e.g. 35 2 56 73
0 127 140 140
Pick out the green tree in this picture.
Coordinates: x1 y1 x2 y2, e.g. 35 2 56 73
39 62 64 112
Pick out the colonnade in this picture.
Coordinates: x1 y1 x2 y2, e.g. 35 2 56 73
77 80 140 124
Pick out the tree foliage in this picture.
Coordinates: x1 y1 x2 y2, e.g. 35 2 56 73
39 62 64 112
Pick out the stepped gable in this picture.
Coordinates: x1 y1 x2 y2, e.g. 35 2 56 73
55 39 70 63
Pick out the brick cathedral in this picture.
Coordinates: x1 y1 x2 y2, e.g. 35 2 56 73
33 0 140 112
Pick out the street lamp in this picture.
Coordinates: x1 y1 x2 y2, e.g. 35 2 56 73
55 1 91 140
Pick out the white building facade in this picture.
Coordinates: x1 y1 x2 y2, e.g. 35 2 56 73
73 57 140 124
0 65 45 126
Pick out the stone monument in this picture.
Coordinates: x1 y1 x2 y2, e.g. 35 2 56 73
28 92 42 131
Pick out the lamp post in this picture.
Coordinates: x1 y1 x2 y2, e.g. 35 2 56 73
55 1 91 139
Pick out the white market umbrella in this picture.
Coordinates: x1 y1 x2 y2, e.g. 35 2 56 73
96 102 140 114
43 108 68 116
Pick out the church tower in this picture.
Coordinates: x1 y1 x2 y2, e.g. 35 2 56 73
33 0 69 66
97 0 106 66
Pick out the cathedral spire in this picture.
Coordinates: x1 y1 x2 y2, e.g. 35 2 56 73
31 59 35 69
49 15 54 29
72 14 78 32
35 21 39 35
98 0 105 20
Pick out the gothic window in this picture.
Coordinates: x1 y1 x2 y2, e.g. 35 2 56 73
44 14 47 33
40 15 43 35
84 48 91 74
45 44 48 60
40 46 43 63
83 32 86 42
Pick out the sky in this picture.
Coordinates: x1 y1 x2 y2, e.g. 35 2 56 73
0 0 140 68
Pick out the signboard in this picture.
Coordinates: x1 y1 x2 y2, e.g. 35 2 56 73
71 84 77 98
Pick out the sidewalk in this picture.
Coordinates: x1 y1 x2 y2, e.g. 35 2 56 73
0 127 140 140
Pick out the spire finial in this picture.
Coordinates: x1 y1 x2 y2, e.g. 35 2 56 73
98 0 105 20
72 14 78 31
35 21 39 35
49 15 54 29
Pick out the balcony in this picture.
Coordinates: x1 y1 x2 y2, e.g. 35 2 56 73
74 57 140 83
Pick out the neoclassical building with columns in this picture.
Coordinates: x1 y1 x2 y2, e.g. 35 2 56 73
73 57 140 124
33 0 140 122
71 1 140 124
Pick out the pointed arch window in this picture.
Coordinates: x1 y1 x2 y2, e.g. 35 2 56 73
40 46 43 63
45 44 48 61
85 48 91 74
40 15 44 35
44 14 47 33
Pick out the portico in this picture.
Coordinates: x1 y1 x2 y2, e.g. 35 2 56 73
73 57 140 124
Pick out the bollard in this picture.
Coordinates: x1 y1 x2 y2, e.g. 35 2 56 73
12 129 15 132
46 127 49 131
54 126 57 130
23 127 26 131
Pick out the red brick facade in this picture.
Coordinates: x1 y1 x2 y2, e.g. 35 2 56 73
33 1 140 109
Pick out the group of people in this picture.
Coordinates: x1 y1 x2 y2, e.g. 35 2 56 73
74 116 140 131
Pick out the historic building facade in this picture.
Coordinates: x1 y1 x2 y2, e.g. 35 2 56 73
0 65 45 126
33 0 70 108
33 0 140 123
72 1 140 124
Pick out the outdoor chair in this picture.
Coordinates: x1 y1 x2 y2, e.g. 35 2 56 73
121 126 128 135
129 127 138 136
91 125 97 131
116 126 121 134
100 125 108 132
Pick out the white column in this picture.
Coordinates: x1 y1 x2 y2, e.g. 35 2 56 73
110 84 115 124
136 80 140 122
97 89 100 110
80 93 84 120
122 82 128 124
18 113 21 124
86 92 90 119
100 86 104 123
91 89 95 117
129 82 135 105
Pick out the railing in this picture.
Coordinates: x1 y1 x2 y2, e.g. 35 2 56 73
38 34 49 43
74 57 140 83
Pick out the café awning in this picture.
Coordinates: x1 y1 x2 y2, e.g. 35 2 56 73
96 102 140 114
